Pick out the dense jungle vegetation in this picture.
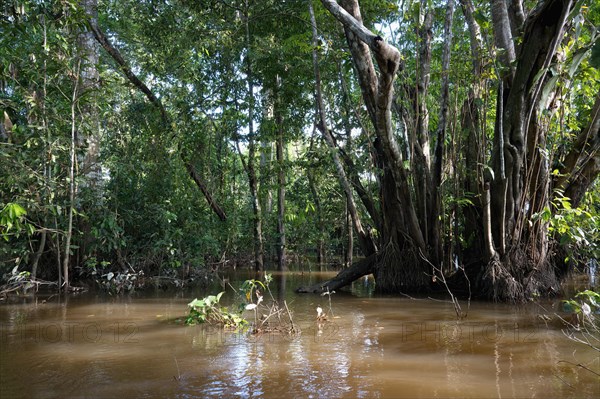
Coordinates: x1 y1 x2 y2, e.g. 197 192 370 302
1 0 598 301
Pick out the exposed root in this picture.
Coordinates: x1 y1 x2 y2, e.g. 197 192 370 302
374 241 429 294
481 258 524 302
480 246 560 302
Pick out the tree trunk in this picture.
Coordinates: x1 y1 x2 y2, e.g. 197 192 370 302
244 0 264 272
346 199 353 267
484 0 575 301
458 0 487 267
76 0 102 270
30 230 47 280
296 254 376 293
413 7 433 244
185 162 227 221
430 0 455 268
275 80 286 271
63 61 81 291
300 0 429 295
78 0 101 187
307 163 325 268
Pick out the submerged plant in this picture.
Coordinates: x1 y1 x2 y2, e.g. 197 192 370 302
186 291 247 330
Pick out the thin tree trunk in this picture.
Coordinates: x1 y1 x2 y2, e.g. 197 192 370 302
185 163 227 221
260 141 274 215
53 216 62 287
63 61 81 291
244 0 264 272
337 62 382 232
459 0 484 77
346 199 353 267
30 230 47 280
275 80 286 271
33 16 50 282
307 164 325 267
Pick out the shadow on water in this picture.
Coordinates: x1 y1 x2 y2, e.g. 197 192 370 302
0 270 598 398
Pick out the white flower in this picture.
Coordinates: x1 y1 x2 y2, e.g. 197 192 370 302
316 306 323 318
246 303 257 311
581 303 591 316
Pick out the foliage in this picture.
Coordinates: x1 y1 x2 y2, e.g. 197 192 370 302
1 0 599 300
0 203 34 241
186 291 248 330
535 187 600 264
562 289 600 321
186 274 297 335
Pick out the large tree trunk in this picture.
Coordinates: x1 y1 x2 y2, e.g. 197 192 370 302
430 0 455 268
299 0 430 295
483 0 575 301
78 0 101 187
459 0 487 267
412 6 433 253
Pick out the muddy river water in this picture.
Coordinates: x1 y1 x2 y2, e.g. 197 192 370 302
1 271 598 398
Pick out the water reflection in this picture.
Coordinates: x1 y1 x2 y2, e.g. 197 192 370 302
1 272 598 398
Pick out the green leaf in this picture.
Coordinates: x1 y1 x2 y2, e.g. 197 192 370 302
568 47 589 78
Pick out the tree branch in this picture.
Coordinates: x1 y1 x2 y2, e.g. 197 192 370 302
88 23 167 122
88 21 227 221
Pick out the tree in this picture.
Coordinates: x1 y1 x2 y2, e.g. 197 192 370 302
299 0 600 301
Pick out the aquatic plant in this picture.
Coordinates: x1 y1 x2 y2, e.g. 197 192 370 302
186 291 247 330
186 274 298 335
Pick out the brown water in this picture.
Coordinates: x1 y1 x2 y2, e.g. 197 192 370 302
1 272 598 398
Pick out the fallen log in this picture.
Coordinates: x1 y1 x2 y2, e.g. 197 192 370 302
296 254 377 294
